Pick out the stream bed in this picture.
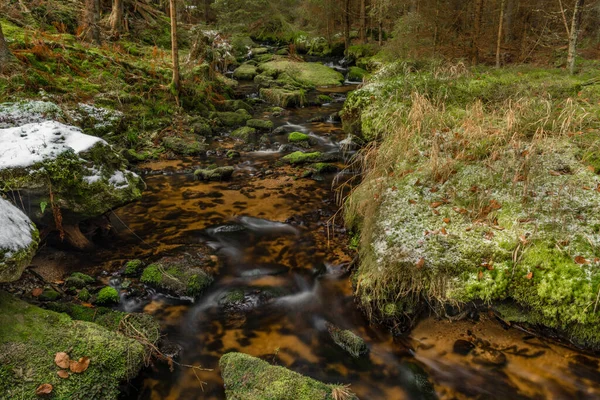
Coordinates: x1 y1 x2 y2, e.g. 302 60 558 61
27 81 600 400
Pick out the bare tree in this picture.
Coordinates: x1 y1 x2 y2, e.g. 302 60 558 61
109 0 124 38
360 0 367 44
0 23 16 71
84 0 101 44
567 0 585 74
496 0 506 67
170 0 181 99
471 0 484 64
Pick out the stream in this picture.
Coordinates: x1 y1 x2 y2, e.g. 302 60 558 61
30 78 600 400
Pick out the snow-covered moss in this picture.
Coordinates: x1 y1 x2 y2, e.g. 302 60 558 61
0 198 39 282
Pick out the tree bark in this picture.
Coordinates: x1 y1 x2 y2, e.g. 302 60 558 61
344 0 351 55
204 0 211 22
360 0 367 44
170 0 180 98
471 0 484 65
0 23 16 70
109 0 124 39
567 0 585 74
496 0 506 67
84 0 101 44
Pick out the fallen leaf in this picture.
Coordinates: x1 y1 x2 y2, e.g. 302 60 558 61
32 288 43 297
587 165 596 172
484 231 495 240
430 187 439 193
583 186 591 190
519 235 529 245
478 270 484 280
54 352 70 369
575 256 589 265
526 271 533 280
441 227 448 235
431 201 444 208
416 258 425 269
408 199 417 204
489 200 502 210
57 370 69 379
549 170 561 176
432 209 440 215
69 357 90 374
392 186 397 191
443 218 451 224
36 384 53 396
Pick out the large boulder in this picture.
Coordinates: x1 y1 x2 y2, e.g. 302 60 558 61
220 352 358 400
257 58 344 88
0 198 39 282
0 121 144 226
0 291 146 399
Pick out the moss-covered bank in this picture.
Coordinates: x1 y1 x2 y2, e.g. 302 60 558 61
343 62 600 349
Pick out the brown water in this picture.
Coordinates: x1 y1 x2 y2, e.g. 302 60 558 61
32 83 600 400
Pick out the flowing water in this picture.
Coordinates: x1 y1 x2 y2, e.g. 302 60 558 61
31 81 600 400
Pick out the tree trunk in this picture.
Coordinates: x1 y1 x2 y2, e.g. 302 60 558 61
496 0 506 67
204 0 211 22
360 0 367 44
109 0 124 39
62 224 94 252
344 0 351 55
0 23 16 70
170 0 180 98
567 0 585 74
471 0 484 65
84 0 101 44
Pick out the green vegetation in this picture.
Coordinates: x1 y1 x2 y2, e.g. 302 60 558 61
343 62 600 348
220 352 357 400
231 126 258 140
233 63 258 80
96 287 120 305
123 259 144 276
283 151 323 164
327 324 368 358
288 132 309 142
0 291 145 399
247 119 274 131
258 59 344 88
194 166 235 181
140 257 213 297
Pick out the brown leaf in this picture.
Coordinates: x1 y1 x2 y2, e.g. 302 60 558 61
69 357 90 374
489 200 502 210
57 370 69 379
484 231 495 240
36 384 53 396
575 256 589 265
441 227 448 235
54 352 70 369
432 209 440 215
32 288 43 297
430 187 439 193
526 271 533 280
519 235 529 245
408 199 417 204
416 258 425 269
430 201 444 208
443 218 451 224
478 270 484 280
549 170 561 176
587 165 596 172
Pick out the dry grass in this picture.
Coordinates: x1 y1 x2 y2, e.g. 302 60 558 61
332 384 355 400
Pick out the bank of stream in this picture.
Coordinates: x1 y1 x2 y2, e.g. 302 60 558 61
16 70 600 399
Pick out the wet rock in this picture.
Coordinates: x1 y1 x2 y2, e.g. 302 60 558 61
308 116 326 123
65 272 95 289
226 150 241 158
0 198 39 283
257 59 344 88
259 87 305 108
233 63 258 80
123 259 144 276
452 339 475 356
273 126 287 135
231 126 258 141
288 132 310 143
96 286 120 305
77 288 91 302
347 66 369 82
162 134 206 156
282 151 324 164
246 119 273 131
211 109 252 128
194 166 235 181
220 352 358 399
140 253 214 298
327 323 369 358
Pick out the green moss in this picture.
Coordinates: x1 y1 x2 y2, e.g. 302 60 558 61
70 272 95 284
220 352 355 400
96 287 120 305
140 256 213 298
212 110 252 127
327 324 368 358
78 288 91 302
140 264 162 285
259 87 306 108
282 151 323 164
123 259 144 276
219 289 245 306
246 119 274 131
0 291 145 400
187 273 213 297
311 163 338 173
194 166 235 181
233 63 258 80
162 135 206 155
231 126 258 140
39 289 61 302
288 132 309 143
258 59 344 88
317 94 333 104
347 67 368 82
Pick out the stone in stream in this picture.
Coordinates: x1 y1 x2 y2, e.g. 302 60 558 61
233 63 258 80
140 253 215 298
246 118 274 131
220 352 359 400
326 323 369 358
0 197 39 282
194 166 235 181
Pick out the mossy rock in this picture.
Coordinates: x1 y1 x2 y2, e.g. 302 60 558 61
96 286 120 305
0 101 65 128
233 63 258 80
0 198 39 283
217 100 253 113
220 352 357 400
282 151 323 165
257 59 344 88
211 110 252 128
0 291 146 399
39 288 61 302
327 323 369 358
347 67 368 82
194 166 235 181
231 126 258 141
218 289 246 306
246 119 274 131
78 288 91 302
140 254 214 298
162 134 206 156
288 132 310 143
311 163 338 174
123 259 144 276
260 88 305 108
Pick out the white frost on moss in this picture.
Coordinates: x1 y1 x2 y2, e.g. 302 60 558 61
0 101 64 128
0 121 105 170
0 198 36 260
71 103 124 132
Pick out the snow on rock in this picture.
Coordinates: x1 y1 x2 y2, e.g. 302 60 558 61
0 101 64 128
0 197 39 282
0 121 104 170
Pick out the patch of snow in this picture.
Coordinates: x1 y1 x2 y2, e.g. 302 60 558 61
0 101 64 128
108 170 129 188
71 103 123 131
0 198 35 258
0 121 106 170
